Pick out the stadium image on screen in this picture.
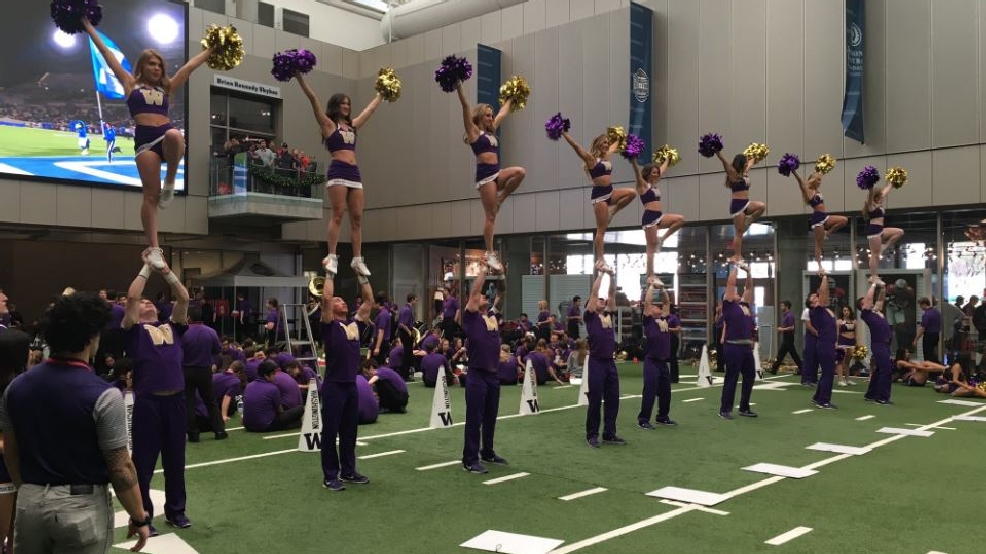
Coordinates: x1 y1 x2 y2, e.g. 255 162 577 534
0 0 188 192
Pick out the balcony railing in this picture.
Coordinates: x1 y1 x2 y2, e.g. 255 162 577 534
208 153 325 220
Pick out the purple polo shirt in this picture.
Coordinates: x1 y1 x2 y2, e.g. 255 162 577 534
213 371 241 404
242 378 280 431
223 346 246 364
375 308 392 341
537 310 550 327
781 311 795 329
861 309 892 347
294 367 318 385
375 367 408 395
266 309 279 331
274 352 296 369
528 351 550 382
388 345 404 368
181 322 221 367
497 355 518 382
643 315 671 360
272 370 303 409
398 303 414 328
125 321 188 395
463 308 501 371
420 334 439 352
515 344 529 363
321 318 361 383
810 306 837 346
356 375 379 424
237 299 251 318
567 304 580 321
421 353 449 385
443 296 459 319
244 359 262 382
921 308 941 333
722 301 752 342
107 303 126 330
584 310 616 360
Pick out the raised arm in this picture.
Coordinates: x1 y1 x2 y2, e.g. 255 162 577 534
465 260 488 312
164 267 191 325
604 266 617 312
456 84 480 143
723 266 740 302
82 17 135 94
319 276 336 323
356 277 373 323
296 74 335 138
873 285 886 313
562 132 594 166
352 93 383 130
715 151 741 181
630 159 648 194
122 264 151 330
586 272 605 314
491 99 511 130
659 287 671 318
792 171 812 203
817 275 829 307
168 48 213 92
742 271 754 305
860 283 877 311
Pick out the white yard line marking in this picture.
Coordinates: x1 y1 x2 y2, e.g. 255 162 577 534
806 443 871 456
658 499 729 515
937 399 983 406
547 506 697 554
558 487 607 501
764 526 813 546
682 397 704 403
483 472 530 485
415 460 460 471
953 415 986 422
792 409 813 414
155 449 295 473
876 427 934 437
855 415 875 421
552 385 575 389
743 463 817 479
357 450 405 460
226 426 244 431
905 423 955 430
645 486 728 506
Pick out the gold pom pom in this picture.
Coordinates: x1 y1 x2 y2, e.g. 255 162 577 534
652 144 680 167
498 75 530 112
852 345 869 360
886 166 908 189
743 142 770 163
375 67 401 102
607 126 628 152
201 24 244 71
815 154 836 175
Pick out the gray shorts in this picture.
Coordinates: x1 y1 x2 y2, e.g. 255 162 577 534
16 483 113 553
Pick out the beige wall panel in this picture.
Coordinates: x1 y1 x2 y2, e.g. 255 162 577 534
885 0 931 153
931 146 981 207
931 0 979 148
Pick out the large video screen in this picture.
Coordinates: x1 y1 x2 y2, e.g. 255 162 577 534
0 0 188 192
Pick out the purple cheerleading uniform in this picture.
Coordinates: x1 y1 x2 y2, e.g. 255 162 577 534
567 304 581 339
127 86 172 158
836 321 855 362
639 315 672 423
719 301 755 415
584 310 620 441
324 126 362 187
808 193 829 230
124 320 188 521
810 306 837 405
861 309 893 402
865 204 886 238
471 132 499 186
639 185 664 228
319 318 362 480
421 353 449 387
461 308 503 465
272 370 303 410
728 176 751 216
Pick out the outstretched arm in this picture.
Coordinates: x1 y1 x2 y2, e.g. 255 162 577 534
122 264 151 330
169 48 213 92
491 99 511 130
164 267 191 325
456 84 480 143
873 285 886 313
792 171 812 203
356 277 374 323
817 275 829 307
586 272 604 314
296 74 335 138
630 158 648 194
82 17 135 94
724 266 740 302
660 288 671 318
604 266 617 312
353 93 383 129
319 277 336 323
562 132 594 166
715 151 740 181
860 283 877 311
742 271 754 305
465 261 487 312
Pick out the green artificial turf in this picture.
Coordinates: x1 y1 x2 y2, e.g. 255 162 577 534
0 125 133 157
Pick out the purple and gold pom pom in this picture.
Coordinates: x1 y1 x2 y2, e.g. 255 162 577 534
777 153 800 177
544 113 571 140
498 76 530 112
856 165 880 190
653 144 680 167
886 166 907 189
622 134 645 160
51 0 102 34
743 142 770 163
202 25 244 71
376 67 401 102
698 132 723 158
434 55 472 93
271 49 317 82
815 154 836 174
607 126 628 152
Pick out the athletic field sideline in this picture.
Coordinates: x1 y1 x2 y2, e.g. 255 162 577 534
115 364 982 554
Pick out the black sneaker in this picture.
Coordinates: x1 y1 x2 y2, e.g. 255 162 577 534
864 396 875 402
462 462 489 474
586 437 601 448
655 417 678 426
637 421 655 430
718 411 734 420
165 513 192 529
815 402 837 410
148 524 160 537
322 478 345 491
739 409 758 418
214 431 229 440
341 472 370 484
875 399 894 405
602 436 628 446
187 433 200 443
481 453 509 465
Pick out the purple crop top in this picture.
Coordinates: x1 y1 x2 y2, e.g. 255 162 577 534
728 175 751 193
324 125 356 153
126 86 169 118
867 202 885 220
588 159 613 179
470 132 498 156
639 185 660 204
808 193 824 208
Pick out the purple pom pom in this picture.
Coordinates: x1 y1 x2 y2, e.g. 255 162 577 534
856 165 880 190
51 0 102 34
698 132 723 158
777 153 800 177
622 134 645 160
544 113 571 140
271 49 317 82
434 55 473 93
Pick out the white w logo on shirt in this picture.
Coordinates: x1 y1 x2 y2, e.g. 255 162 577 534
139 88 165 106
143 324 175 346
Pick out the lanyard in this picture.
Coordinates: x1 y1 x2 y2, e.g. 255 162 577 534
45 358 93 372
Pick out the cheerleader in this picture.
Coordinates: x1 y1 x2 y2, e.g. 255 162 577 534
835 306 857 386
858 282 894 404
296 75 382 277
862 182 904 285
791 170 848 275
716 150 765 265
561 131 636 271
456 85 526 272
637 277 676 429
630 157 686 279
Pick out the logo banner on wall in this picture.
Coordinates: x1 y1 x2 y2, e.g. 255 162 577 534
477 44 502 113
842 0 865 142
629 3 653 153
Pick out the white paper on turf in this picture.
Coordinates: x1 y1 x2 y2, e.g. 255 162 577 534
460 530 564 554
298 376 322 452
876 427 934 437
577 358 590 406
806 442 872 455
114 489 166 528
519 359 540 415
646 486 728 506
743 462 818 479
429 367 454 428
696 345 713 388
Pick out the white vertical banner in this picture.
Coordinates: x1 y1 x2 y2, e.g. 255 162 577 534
298 378 322 452
519 360 540 415
429 369 453 428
